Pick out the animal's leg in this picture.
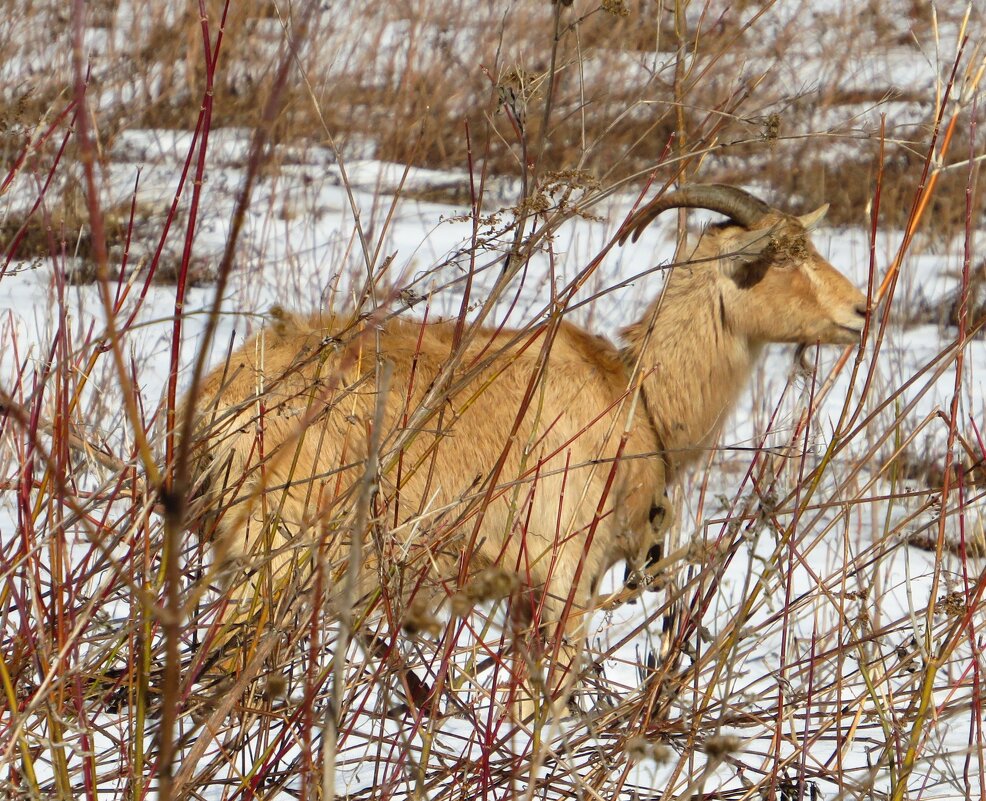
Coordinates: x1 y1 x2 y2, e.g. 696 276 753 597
358 631 438 718
509 583 590 723
206 483 315 672
546 598 591 716
624 494 675 591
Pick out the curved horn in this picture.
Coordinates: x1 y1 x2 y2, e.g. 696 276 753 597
617 184 773 245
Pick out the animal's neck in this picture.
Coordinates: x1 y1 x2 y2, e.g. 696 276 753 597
622 267 759 469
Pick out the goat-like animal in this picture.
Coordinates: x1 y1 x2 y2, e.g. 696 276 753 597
183 184 867 720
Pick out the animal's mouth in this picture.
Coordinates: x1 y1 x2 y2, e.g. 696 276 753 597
830 320 865 343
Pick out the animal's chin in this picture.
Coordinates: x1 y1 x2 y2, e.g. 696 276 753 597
829 324 864 344
795 325 862 346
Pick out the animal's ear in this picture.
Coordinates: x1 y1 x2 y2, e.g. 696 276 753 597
797 204 829 231
718 225 777 283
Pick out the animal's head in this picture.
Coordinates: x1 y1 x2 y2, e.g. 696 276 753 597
619 184 868 346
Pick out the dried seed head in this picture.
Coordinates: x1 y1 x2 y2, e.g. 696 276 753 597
601 0 630 15
767 232 810 262
267 304 293 337
425 569 524 621
264 672 288 700
686 539 718 565
934 591 966 617
449 591 474 618
514 190 551 216
540 169 601 194
761 112 781 142
651 744 672 765
703 734 742 759
403 596 442 636
625 735 653 762
469 567 522 602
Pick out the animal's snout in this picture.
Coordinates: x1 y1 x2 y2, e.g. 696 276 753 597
841 302 868 339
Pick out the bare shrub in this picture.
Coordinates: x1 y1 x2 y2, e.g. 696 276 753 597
2 1 986 799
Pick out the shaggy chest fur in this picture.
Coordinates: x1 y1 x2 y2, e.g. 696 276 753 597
622 264 757 470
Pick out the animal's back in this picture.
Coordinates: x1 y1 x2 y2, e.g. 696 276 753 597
186 311 664 624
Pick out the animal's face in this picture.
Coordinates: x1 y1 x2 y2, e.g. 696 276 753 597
713 208 868 346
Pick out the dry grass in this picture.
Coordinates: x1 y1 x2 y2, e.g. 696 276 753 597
3 1 979 245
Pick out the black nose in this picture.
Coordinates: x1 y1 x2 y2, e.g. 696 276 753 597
855 304 868 317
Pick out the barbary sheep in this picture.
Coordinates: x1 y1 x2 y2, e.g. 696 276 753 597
182 184 867 721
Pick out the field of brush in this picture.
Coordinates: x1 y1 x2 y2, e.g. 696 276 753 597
1 1 985 799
